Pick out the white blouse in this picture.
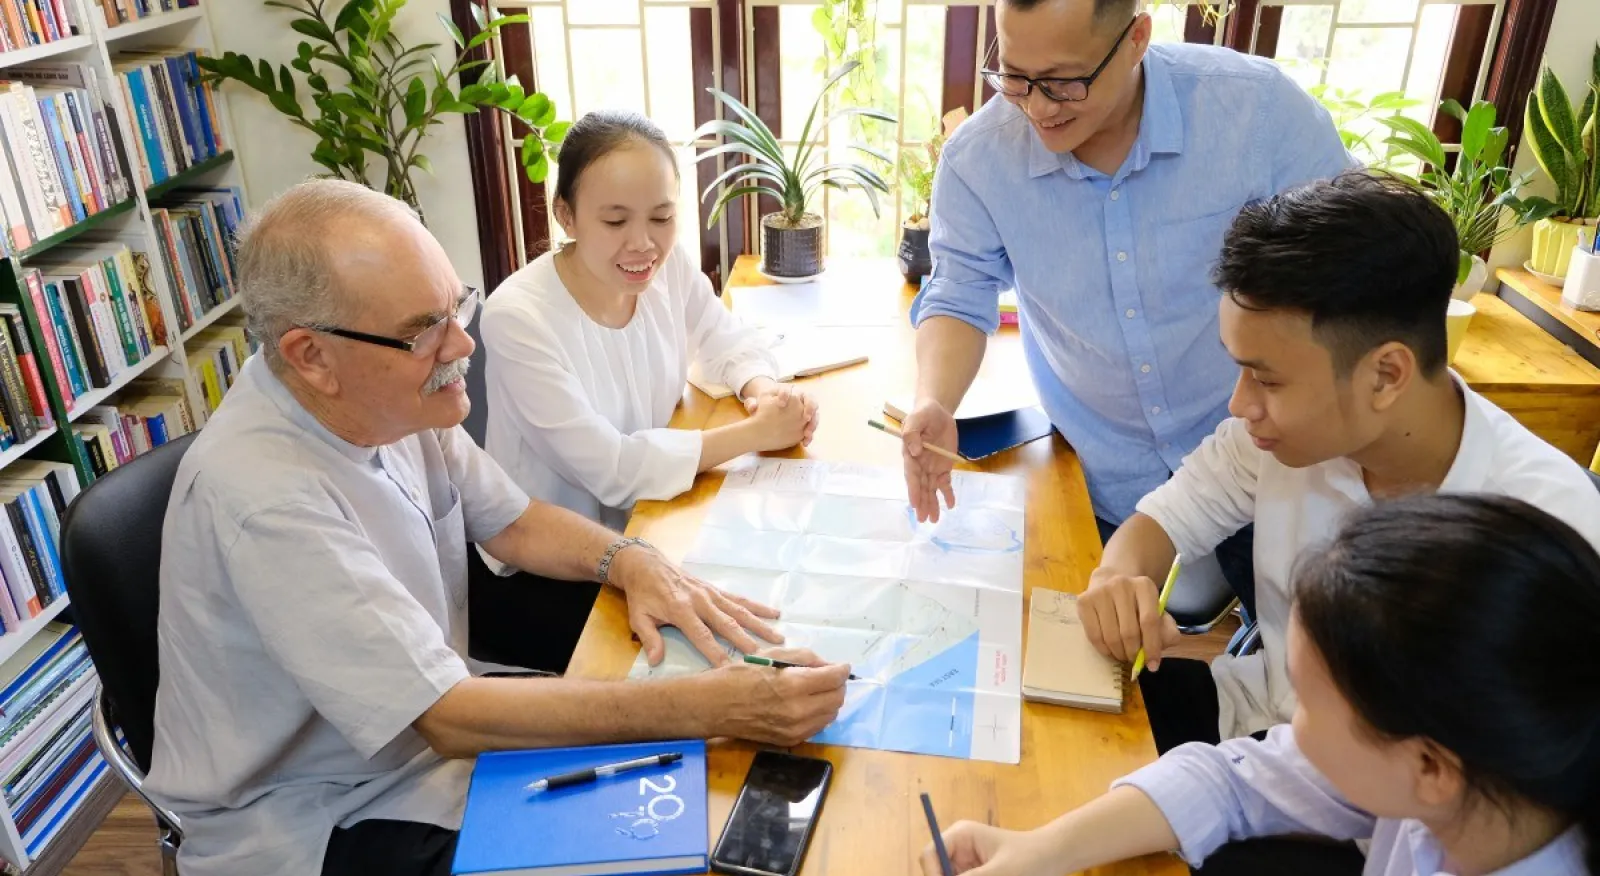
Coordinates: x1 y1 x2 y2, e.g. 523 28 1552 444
480 244 777 533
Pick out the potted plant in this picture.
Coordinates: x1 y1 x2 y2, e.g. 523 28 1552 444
1522 44 1600 280
1381 99 1556 300
197 0 569 223
694 61 895 280
896 107 967 283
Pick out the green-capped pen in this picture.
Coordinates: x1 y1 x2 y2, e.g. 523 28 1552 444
743 653 861 681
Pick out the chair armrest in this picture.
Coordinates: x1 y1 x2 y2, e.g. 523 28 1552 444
92 684 184 836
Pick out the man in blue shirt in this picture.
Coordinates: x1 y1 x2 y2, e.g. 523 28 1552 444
898 0 1348 747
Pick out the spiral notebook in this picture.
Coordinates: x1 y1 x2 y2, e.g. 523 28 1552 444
1022 589 1125 713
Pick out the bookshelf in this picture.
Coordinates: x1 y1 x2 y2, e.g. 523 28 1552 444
0 0 248 872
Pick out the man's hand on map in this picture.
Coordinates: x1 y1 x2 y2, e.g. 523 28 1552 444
901 399 959 523
701 648 850 746
919 820 1054 876
610 547 783 665
742 383 816 451
1078 569 1182 668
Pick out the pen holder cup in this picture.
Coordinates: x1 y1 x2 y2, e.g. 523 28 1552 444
1564 245 1600 312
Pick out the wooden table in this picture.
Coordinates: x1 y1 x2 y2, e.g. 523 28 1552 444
565 256 1182 876
1457 281 1600 465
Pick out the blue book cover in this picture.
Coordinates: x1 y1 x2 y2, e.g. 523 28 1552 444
162 56 201 162
185 53 216 156
454 740 708 876
40 284 84 398
123 69 167 183
17 489 61 600
956 406 1055 462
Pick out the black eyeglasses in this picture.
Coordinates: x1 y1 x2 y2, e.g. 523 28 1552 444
980 16 1138 103
302 284 482 359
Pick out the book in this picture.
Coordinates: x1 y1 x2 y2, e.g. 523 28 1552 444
686 329 870 400
453 740 708 876
1021 589 1124 713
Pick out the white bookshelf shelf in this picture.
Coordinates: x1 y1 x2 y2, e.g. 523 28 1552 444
0 35 93 69
0 428 57 475
0 599 70 669
180 295 240 344
65 346 171 422
103 6 205 43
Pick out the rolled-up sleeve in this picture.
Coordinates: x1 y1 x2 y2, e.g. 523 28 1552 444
481 308 701 508
1135 418 1260 560
437 425 529 543
682 250 778 399
914 146 1015 334
1115 726 1375 866
223 502 470 760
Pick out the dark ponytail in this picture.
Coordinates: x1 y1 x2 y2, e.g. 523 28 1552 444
1293 494 1600 869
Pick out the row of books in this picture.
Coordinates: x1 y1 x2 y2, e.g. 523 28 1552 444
154 186 240 330
0 623 105 857
0 304 53 449
114 48 225 189
185 317 244 419
89 0 197 28
0 462 76 633
0 63 133 254
0 0 81 54
72 378 194 477
21 243 165 408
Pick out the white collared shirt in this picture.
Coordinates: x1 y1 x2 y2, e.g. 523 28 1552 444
146 354 531 876
1137 375 1600 738
1117 726 1590 876
480 244 777 532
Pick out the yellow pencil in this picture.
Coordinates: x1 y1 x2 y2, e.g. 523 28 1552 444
867 419 964 464
1131 554 1183 680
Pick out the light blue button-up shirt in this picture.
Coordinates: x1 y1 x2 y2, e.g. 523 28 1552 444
915 43 1350 523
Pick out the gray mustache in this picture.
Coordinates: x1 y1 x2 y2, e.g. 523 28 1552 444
424 357 470 394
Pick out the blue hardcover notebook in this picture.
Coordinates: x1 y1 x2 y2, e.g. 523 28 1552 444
957 406 1055 461
453 740 708 876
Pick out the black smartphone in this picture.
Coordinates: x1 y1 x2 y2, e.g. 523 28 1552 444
709 751 833 876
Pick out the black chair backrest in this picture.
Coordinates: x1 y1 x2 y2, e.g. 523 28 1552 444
61 432 198 772
1590 467 1600 497
461 315 489 446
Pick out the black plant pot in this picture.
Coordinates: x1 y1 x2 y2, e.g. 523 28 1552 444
760 213 825 278
898 224 931 283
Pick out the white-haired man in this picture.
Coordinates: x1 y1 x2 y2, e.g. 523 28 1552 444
145 179 849 876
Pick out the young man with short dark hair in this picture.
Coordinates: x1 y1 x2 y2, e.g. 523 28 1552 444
1079 171 1600 753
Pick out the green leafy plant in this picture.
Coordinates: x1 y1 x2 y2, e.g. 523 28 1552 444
813 0 893 147
1307 84 1420 170
899 107 966 227
1381 99 1558 282
196 0 570 223
1522 43 1600 220
693 60 895 229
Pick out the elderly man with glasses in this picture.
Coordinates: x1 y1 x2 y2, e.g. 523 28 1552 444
144 179 850 876
897 0 1350 751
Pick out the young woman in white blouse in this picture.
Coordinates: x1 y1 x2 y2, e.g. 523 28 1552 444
921 494 1600 876
481 111 817 532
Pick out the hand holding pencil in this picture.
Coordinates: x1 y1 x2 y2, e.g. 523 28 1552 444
881 399 963 525
1078 551 1184 671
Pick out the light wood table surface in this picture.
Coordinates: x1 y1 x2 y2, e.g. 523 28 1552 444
1456 281 1600 465
565 256 1182 876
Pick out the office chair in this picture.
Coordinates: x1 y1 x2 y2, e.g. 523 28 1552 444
61 432 198 876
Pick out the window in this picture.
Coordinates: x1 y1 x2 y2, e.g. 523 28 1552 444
462 0 1548 287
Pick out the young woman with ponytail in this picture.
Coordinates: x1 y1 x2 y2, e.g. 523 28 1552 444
922 492 1600 876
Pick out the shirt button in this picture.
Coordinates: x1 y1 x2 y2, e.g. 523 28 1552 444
1161 443 1172 451
1151 406 1162 415
410 487 421 500
1140 364 1152 374
1125 309 1136 319
1110 189 1120 201
1116 251 1128 262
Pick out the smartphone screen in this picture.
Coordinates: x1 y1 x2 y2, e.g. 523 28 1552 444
710 751 833 876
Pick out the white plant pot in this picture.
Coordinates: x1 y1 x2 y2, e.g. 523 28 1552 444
1452 254 1487 302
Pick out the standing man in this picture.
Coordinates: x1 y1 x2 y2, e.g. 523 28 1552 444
900 0 1348 651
